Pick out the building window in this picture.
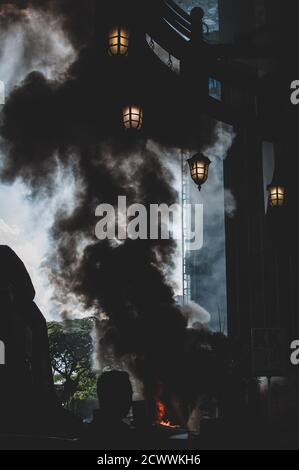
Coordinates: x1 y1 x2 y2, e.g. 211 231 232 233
209 77 222 100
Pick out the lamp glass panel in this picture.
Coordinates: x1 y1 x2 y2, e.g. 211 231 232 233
123 106 143 130
108 27 129 56
190 161 208 183
269 186 285 207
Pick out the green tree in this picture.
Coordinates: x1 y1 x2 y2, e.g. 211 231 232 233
48 318 97 409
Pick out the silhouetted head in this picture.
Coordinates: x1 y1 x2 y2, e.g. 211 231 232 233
97 370 133 420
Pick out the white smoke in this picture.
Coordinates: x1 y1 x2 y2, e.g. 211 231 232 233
224 188 237 218
0 7 76 94
0 157 84 320
203 122 236 162
203 122 237 219
181 301 211 327
186 121 236 332
0 5 78 319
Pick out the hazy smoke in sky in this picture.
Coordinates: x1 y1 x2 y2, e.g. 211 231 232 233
150 124 237 333
182 301 211 327
0 3 77 318
0 1 233 409
224 188 237 219
187 121 236 332
0 5 76 93
0 157 83 319
203 122 236 163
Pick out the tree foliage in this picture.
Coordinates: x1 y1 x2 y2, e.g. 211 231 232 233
48 318 97 407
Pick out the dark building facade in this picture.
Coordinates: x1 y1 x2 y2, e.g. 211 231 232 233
151 1 298 380
220 0 298 366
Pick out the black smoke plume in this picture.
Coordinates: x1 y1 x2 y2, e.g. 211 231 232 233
0 1 236 420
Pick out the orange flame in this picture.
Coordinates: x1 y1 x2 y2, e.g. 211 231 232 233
156 400 180 429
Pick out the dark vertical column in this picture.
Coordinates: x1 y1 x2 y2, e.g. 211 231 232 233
223 84 266 345
218 0 256 43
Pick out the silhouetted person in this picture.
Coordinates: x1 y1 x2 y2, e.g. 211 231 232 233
81 370 136 449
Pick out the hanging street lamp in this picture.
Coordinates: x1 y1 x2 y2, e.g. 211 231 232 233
122 105 143 130
187 153 211 191
108 26 130 56
267 181 285 208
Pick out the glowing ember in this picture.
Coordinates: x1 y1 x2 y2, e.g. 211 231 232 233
156 400 180 429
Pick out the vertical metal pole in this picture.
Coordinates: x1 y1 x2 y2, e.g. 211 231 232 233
181 150 185 305
181 149 191 305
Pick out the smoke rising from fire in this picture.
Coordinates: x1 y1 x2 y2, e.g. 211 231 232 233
0 1 234 411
